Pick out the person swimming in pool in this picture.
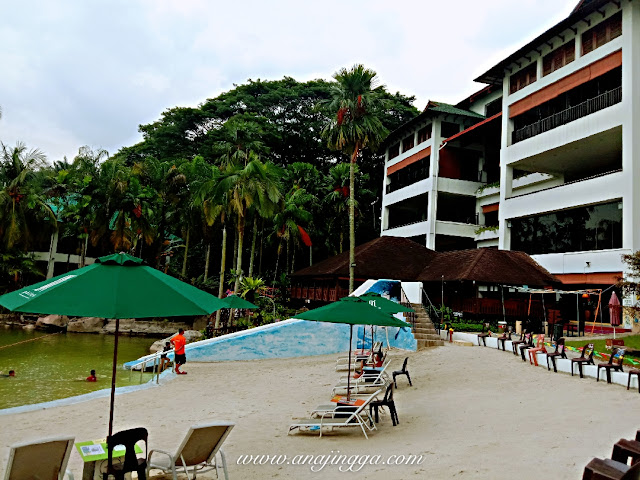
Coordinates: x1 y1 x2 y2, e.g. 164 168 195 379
0 370 15 377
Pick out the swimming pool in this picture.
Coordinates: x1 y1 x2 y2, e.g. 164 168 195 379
0 327 154 409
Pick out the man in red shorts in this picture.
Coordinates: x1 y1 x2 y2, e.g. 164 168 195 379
170 328 187 375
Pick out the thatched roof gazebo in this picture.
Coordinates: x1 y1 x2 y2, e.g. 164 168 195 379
291 236 559 319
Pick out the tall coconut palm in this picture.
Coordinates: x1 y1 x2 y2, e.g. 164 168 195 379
0 142 56 249
321 65 388 292
198 165 232 328
215 155 282 296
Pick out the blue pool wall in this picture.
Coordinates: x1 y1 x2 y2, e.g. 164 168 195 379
124 279 418 367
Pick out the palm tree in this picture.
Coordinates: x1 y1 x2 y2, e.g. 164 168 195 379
323 162 351 254
176 156 211 277
215 155 282 296
273 187 314 276
321 65 388 292
198 165 232 328
0 142 56 249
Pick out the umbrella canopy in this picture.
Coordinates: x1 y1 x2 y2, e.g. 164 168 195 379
295 296 410 400
222 295 258 309
358 292 415 314
0 252 227 437
609 291 622 327
0 253 226 318
295 296 410 328
357 293 414 352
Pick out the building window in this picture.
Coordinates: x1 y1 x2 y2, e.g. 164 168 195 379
485 97 503 117
582 12 622 55
389 143 400 160
402 135 414 153
509 63 537 94
440 122 460 139
386 156 430 194
417 124 432 144
543 39 575 76
511 201 622 255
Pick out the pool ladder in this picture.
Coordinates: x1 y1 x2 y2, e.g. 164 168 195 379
127 348 174 385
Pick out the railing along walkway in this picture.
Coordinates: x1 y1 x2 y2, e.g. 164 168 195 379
512 86 622 144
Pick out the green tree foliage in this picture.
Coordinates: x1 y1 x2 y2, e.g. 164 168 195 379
320 64 390 292
0 142 56 250
621 251 640 311
0 70 419 309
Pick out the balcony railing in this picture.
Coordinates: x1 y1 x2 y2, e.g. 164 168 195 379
512 86 622 144
383 218 427 231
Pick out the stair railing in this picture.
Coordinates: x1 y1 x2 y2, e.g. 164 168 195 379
400 286 416 330
421 288 441 334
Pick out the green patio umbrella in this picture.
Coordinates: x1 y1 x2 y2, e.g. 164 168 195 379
295 296 410 399
358 292 414 349
222 295 258 309
358 292 415 314
0 252 227 436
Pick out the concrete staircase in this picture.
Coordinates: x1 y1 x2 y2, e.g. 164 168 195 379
409 303 444 349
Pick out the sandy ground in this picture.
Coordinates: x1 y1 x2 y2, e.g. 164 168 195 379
2 343 640 479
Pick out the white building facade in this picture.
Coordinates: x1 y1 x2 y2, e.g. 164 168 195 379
381 0 637 290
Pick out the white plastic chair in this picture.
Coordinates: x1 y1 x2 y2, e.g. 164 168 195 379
4 436 75 480
147 421 234 480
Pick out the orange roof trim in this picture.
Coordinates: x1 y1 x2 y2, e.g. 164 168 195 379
386 146 431 176
510 50 621 118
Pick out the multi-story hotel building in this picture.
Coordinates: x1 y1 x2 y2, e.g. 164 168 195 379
381 0 636 297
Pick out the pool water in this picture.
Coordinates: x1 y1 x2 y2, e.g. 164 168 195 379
0 327 154 410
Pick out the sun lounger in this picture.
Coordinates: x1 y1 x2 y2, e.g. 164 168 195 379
289 388 382 439
4 436 75 480
310 390 381 422
147 422 234 480
335 342 383 371
332 360 391 395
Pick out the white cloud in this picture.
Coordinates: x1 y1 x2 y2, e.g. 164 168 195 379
0 0 579 162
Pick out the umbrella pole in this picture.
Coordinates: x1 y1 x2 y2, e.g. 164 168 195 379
347 324 353 402
108 318 120 438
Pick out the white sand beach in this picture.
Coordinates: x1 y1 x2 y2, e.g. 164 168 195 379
2 343 640 479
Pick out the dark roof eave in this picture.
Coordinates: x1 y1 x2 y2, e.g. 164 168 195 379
475 0 611 85
382 105 484 149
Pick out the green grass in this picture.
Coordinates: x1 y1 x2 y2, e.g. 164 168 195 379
564 335 640 366
564 335 640 352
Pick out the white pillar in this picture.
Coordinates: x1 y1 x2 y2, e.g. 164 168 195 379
46 230 59 279
621 0 640 254
499 74 512 250
427 121 441 250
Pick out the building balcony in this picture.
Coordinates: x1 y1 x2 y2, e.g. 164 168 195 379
512 86 621 144
382 220 429 237
503 169 623 219
474 227 499 242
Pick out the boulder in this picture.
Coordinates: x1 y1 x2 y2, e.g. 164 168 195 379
67 317 107 333
102 319 194 337
102 319 137 334
149 330 203 353
36 315 69 330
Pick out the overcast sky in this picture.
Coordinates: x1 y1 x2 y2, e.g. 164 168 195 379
0 0 578 163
